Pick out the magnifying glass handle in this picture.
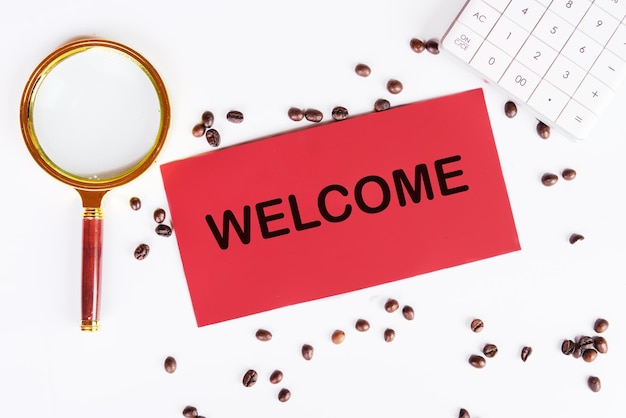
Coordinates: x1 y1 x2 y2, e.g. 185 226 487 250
81 207 103 332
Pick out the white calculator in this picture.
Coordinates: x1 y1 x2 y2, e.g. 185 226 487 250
441 0 626 140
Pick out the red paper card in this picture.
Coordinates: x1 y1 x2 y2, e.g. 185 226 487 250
161 89 520 327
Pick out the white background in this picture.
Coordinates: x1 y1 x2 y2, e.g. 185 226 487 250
1 1 625 417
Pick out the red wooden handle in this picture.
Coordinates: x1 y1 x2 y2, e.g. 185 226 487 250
81 212 103 331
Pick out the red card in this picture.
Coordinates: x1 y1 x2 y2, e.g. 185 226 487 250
161 89 520 327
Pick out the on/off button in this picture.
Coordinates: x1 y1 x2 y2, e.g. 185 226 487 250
442 21 484 64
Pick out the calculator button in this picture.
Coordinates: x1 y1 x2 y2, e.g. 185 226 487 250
470 40 514 81
532 9 576 51
527 79 571 120
516 34 559 76
561 30 604 70
593 0 626 20
573 74 614 114
578 4 621 46
548 0 592 26
487 15 530 56
484 0 514 13
544 54 587 95
503 0 548 32
457 0 504 37
500 60 543 100
442 21 484 63
590 48 626 89
606 23 626 58
556 99 599 139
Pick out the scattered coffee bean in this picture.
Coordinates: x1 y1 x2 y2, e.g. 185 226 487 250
288 107 304 121
593 336 608 354
562 168 577 181
255 329 272 341
386 79 403 94
269 370 283 384
402 305 415 320
594 318 609 333
385 298 399 313
153 208 166 224
483 343 498 358
384 328 395 342
504 101 517 118
226 110 244 123
588 376 601 392
569 233 585 244
521 346 532 362
192 123 206 138
582 348 598 363
182 405 198 417
572 346 582 359
278 388 291 402
468 354 486 368
302 344 314 360
205 128 221 147
374 98 391 112
355 319 370 332
470 318 484 333
331 106 349 121
561 339 576 355
355 63 371 77
201 110 214 128
410 38 425 53
242 369 258 387
578 336 594 350
304 108 323 123
459 408 470 418
537 121 550 139
129 196 142 211
133 243 150 260
164 356 177 374
425 39 440 54
332 329 346 344
155 224 173 237
541 173 558 186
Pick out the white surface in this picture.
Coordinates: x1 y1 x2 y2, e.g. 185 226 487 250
1 1 625 417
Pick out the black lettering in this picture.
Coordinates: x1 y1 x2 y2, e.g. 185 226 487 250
256 198 290 239
434 155 469 196
354 175 391 214
392 164 434 206
288 194 322 231
318 184 352 222
205 206 251 250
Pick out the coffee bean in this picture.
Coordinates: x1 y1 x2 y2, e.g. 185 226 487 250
470 318 484 333
133 243 150 260
459 408 470 418
561 339 576 355
288 107 304 121
182 405 198 417
468 354 486 368
164 356 177 374
521 346 532 362
541 173 558 186
594 318 609 333
278 388 291 402
269 370 283 384
402 305 415 320
129 196 142 211
384 328 395 342
578 336 594 350
153 208 166 224
536 121 550 139
572 346 582 359
155 224 172 237
242 369 258 387
593 336 608 354
410 38 425 53
504 101 517 118
192 123 206 138
588 376 601 392
332 329 346 344
355 63 371 77
386 79 403 94
569 233 584 244
562 168 577 181
201 110 214 128
304 108 323 123
582 348 598 363
385 298 399 313
374 98 390 112
355 319 370 332
226 110 244 123
255 328 272 341
483 343 498 358
331 106 349 121
425 39 440 54
205 128 221 147
302 344 314 360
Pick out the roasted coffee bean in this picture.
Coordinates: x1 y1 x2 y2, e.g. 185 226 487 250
155 224 172 237
242 369 258 387
588 376 601 392
288 107 304 121
205 128 221 147
355 63 371 77
129 196 142 211
331 106 349 121
562 168 577 181
572 346 582 359
468 354 486 368
582 349 598 363
255 328 272 341
384 328 395 342
386 79 403 94
537 121 550 139
410 38 425 53
470 318 484 333
278 388 291 402
133 243 150 260
385 298 399 313
302 344 314 360
425 39 440 54
402 305 415 320
541 173 558 186
269 370 283 384
226 110 244 123
504 101 517 118
521 346 532 362
594 336 608 354
201 110 214 128
594 318 609 333
164 356 177 374
192 123 206 138
182 405 198 417
332 329 346 344
578 336 594 350
374 98 391 112
304 108 323 123
483 343 498 358
561 339 576 355
569 233 585 244
153 208 166 224
459 408 470 418
355 319 370 332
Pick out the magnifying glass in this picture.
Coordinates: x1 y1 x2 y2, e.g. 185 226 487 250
19 38 170 332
